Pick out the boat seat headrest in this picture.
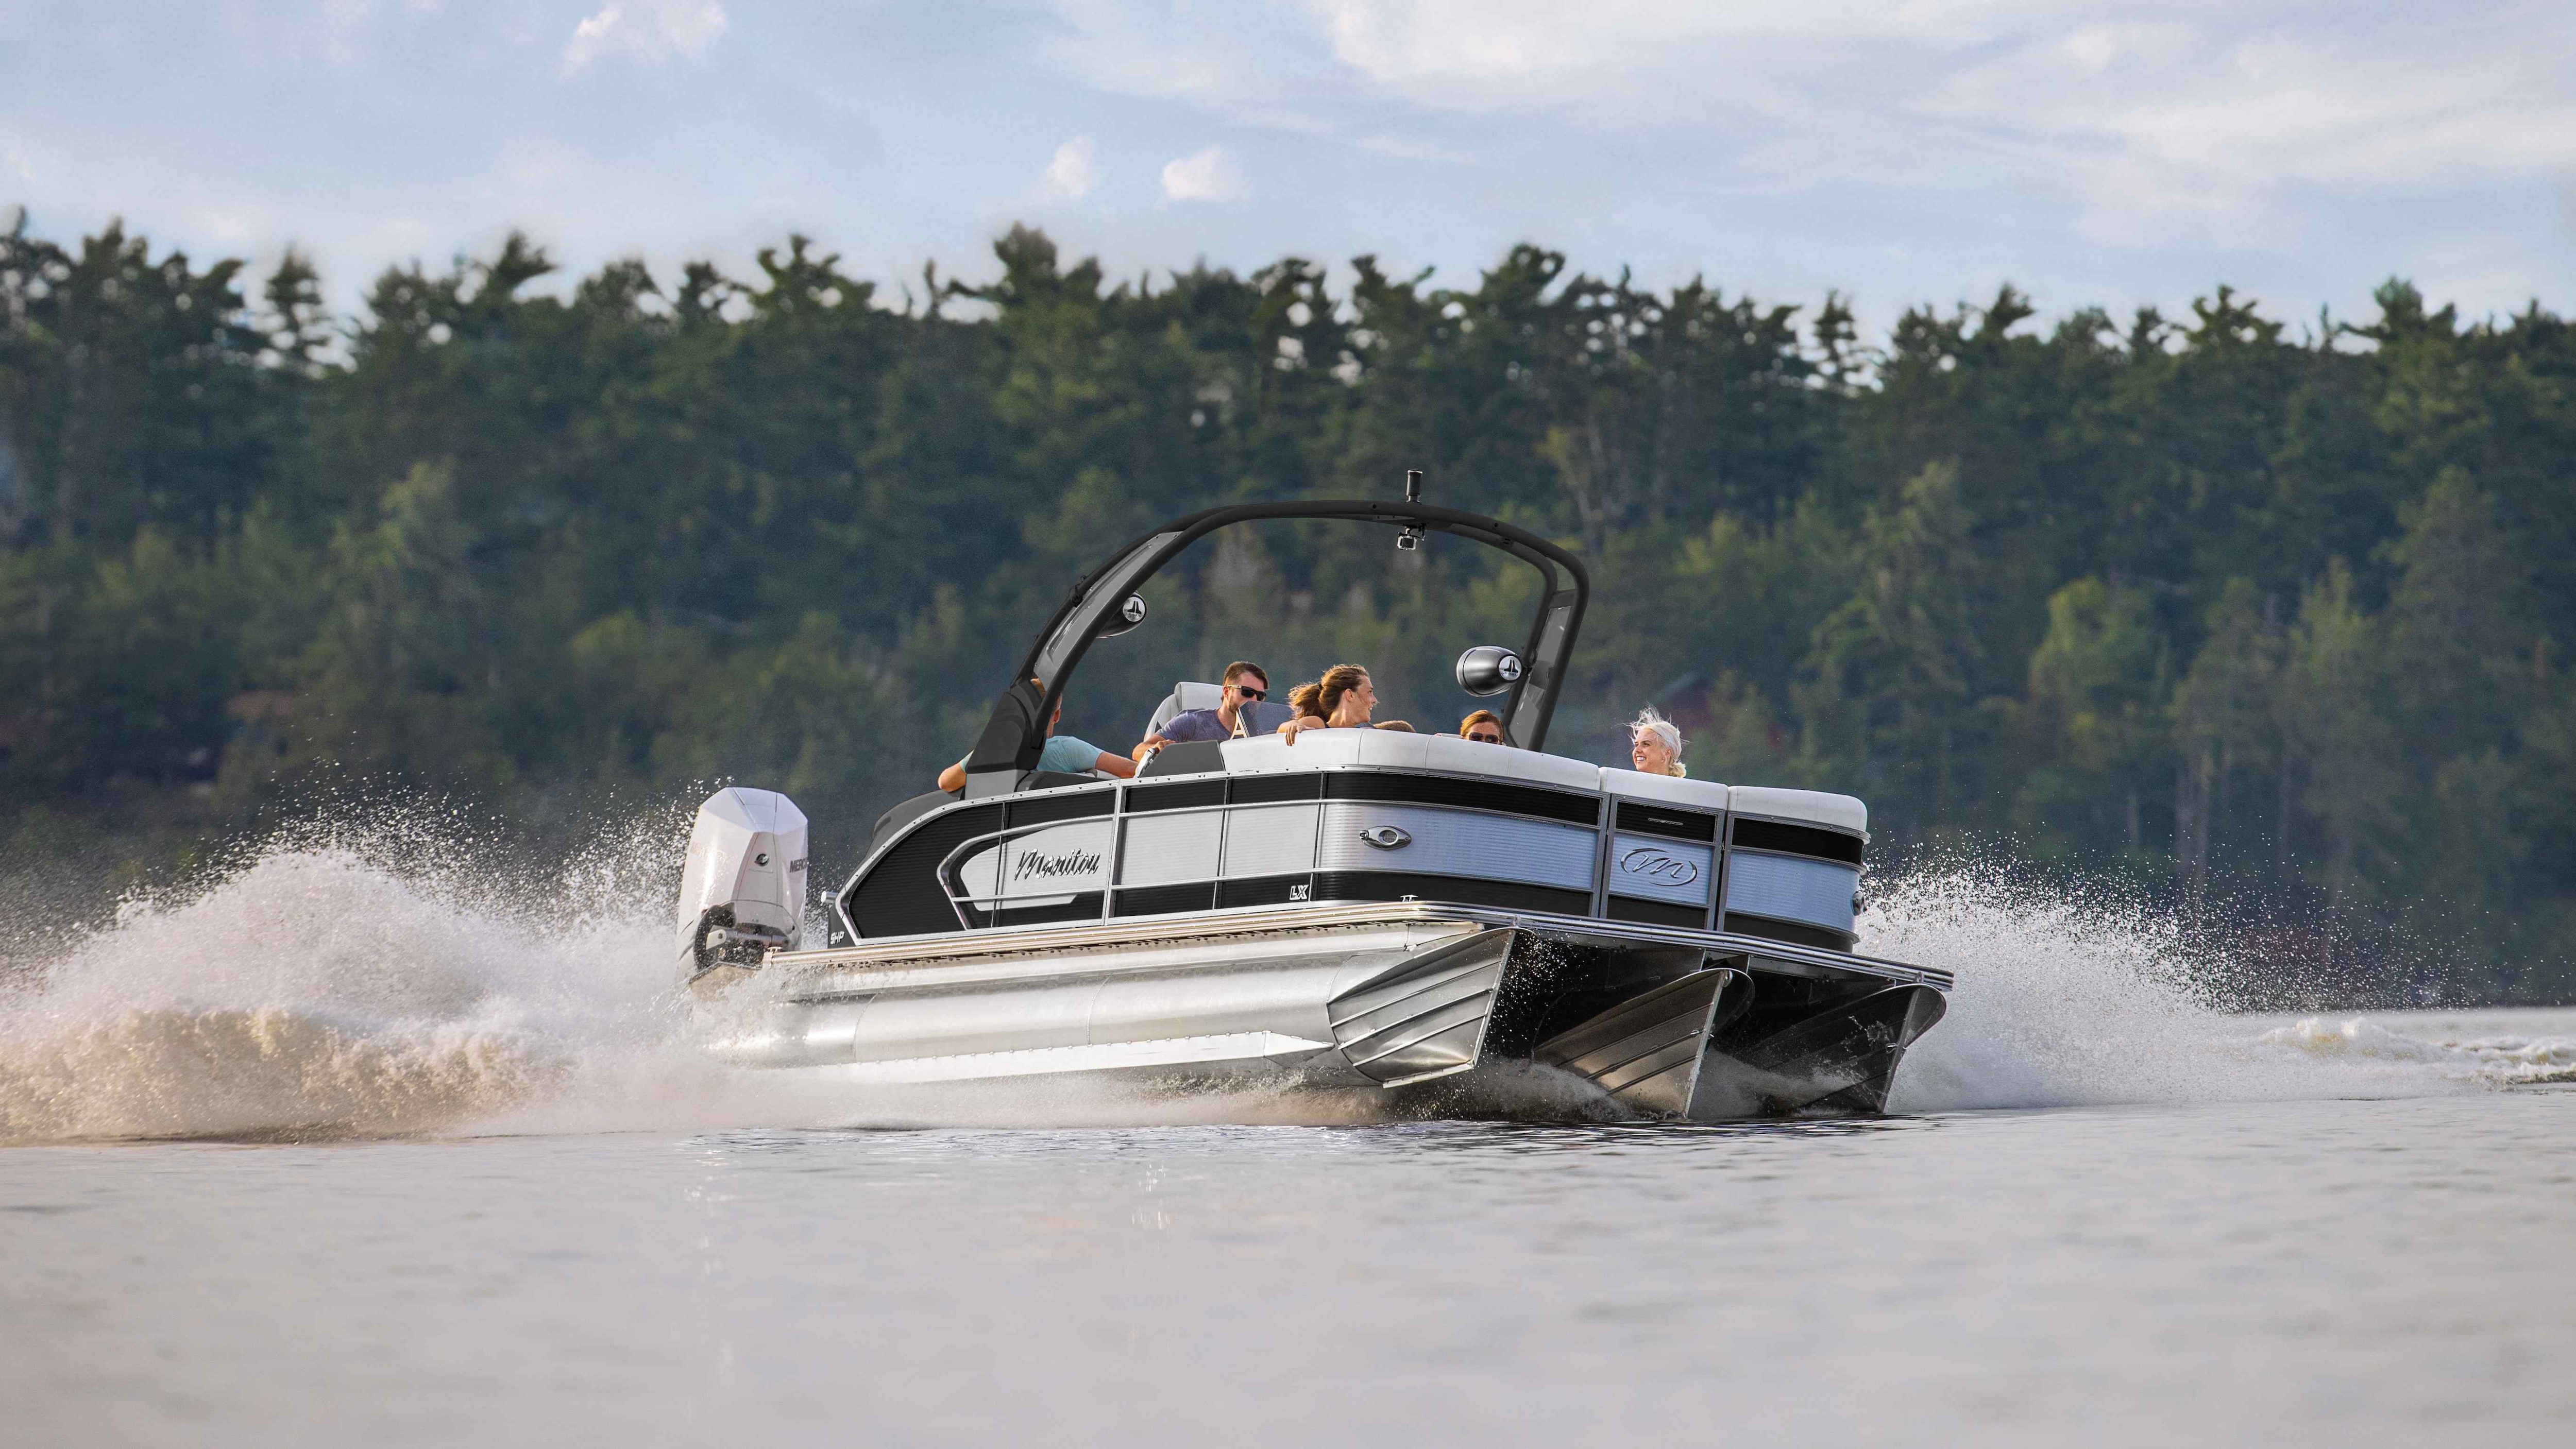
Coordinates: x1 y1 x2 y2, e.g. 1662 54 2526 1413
1147 681 1221 735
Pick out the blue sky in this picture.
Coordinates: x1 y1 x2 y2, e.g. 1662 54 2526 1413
4 1 2571 334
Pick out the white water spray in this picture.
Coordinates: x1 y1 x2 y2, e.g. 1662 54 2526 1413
1 824 2564 1143
1867 864 2574 1109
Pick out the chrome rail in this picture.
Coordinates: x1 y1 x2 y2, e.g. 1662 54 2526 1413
782 899 1950 992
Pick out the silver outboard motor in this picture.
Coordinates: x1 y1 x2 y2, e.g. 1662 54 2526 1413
675 787 809 986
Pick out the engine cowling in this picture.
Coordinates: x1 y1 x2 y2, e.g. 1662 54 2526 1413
675 787 809 984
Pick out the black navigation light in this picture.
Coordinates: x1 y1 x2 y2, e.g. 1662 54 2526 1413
1397 467 1426 551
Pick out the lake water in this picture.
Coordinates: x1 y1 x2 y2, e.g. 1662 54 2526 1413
3 841 2572 1445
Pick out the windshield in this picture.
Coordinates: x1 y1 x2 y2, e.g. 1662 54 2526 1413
1046 520 1547 748
961 499 1586 794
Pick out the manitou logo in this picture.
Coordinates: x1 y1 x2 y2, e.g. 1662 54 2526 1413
1617 846 1700 887
1013 848 1104 882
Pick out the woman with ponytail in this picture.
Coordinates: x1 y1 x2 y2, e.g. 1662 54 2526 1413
1279 664 1377 743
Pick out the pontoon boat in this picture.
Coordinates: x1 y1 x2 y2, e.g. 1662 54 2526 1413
673 481 1948 1120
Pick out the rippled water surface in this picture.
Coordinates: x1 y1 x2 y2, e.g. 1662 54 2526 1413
4 840 2572 1443
7 1084 2574 1446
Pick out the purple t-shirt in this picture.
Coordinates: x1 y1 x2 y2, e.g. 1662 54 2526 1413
1154 708 1237 743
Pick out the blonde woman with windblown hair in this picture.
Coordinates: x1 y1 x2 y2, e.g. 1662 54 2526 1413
1629 705 1686 777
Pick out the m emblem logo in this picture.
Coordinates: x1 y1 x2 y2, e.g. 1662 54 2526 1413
1359 826 1413 849
1617 846 1701 887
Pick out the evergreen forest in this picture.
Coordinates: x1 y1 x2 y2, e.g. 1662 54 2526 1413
3 212 2571 1001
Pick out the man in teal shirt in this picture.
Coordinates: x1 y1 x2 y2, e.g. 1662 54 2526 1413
937 685 1138 793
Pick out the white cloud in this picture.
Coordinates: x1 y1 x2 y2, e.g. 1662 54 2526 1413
1920 19 2576 245
1039 1 2576 253
1040 136 1100 200
1161 145 1247 202
562 0 728 75
1303 0 2019 95
6 0 2569 338
1354 132 1475 164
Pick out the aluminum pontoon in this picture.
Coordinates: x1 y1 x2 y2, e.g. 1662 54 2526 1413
675 482 1948 1120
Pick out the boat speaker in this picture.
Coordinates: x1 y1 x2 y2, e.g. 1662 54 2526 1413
1455 645 1523 697
1097 593 1149 638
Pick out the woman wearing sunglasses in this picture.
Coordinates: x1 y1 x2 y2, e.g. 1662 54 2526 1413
1459 710 1504 744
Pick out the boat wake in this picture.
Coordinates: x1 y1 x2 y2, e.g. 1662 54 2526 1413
1 823 2565 1143
1866 866 2576 1107
2250 1014 2576 1085
0 827 662 1143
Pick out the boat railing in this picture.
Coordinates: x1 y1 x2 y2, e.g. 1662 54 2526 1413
841 753 1867 953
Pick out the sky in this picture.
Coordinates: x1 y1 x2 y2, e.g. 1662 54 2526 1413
3 0 2572 336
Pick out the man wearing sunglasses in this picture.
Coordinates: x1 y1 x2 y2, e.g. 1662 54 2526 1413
1135 661 1270 755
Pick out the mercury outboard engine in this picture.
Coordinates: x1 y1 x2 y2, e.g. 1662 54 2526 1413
675 787 809 986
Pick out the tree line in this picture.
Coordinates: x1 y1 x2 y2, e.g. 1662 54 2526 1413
2 211 2570 1000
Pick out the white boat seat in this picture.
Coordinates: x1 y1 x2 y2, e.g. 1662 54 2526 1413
1145 681 1225 736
